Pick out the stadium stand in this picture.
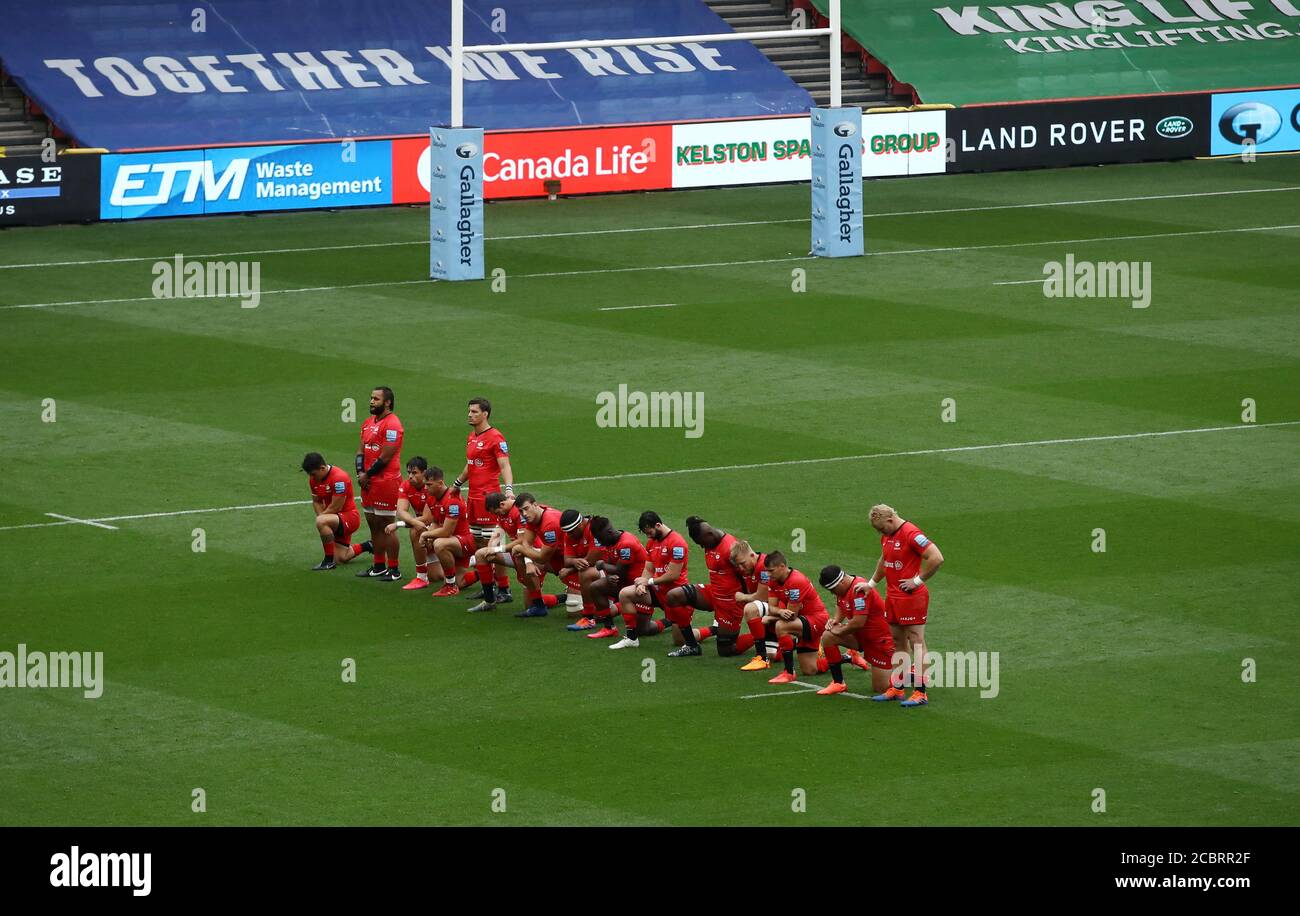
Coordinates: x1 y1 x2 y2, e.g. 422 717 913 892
702 0 908 108
0 71 54 158
0 0 818 150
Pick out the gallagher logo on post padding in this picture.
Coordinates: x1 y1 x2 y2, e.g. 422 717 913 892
833 122 857 138
1211 89 1300 155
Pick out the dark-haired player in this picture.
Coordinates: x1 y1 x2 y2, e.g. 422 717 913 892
356 386 404 580
303 452 372 569
465 490 521 612
385 457 435 590
610 511 686 650
558 510 604 631
511 492 564 618
763 551 831 685
817 565 892 696
664 516 756 658
455 397 513 598
416 466 474 597
580 516 649 640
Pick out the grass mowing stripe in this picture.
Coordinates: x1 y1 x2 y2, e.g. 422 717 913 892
2 420 1294 533
4 184 1297 272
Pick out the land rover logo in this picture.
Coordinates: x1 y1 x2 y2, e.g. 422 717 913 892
456 143 479 159
833 122 857 138
1155 116 1193 139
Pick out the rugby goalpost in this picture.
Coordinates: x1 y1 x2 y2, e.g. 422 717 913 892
430 0 861 281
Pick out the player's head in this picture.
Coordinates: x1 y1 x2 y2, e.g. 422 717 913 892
301 451 329 481
405 456 428 487
467 397 491 426
638 511 667 538
729 538 760 575
516 492 542 523
766 550 789 583
425 464 446 495
486 490 515 516
685 515 722 549
370 386 395 416
559 509 585 537
869 503 901 535
819 564 849 596
589 515 618 547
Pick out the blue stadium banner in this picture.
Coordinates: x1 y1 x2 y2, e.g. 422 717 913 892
100 141 392 220
1211 88 1300 157
0 0 813 151
810 107 864 259
429 127 484 282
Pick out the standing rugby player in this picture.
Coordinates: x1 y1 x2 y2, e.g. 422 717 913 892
356 386 404 581
868 504 944 707
302 452 372 569
455 398 513 598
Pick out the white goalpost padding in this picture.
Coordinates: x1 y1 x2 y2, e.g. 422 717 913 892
432 0 857 281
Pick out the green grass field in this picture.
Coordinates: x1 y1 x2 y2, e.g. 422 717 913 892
1 157 1298 826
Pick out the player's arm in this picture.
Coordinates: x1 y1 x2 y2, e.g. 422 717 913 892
649 558 681 589
901 543 944 593
496 454 514 492
512 530 551 563
312 496 326 515
869 554 885 589
324 490 347 515
391 498 426 533
451 462 471 491
736 578 769 604
359 442 398 486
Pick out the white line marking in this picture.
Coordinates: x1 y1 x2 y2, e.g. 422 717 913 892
0 421 1294 533
598 303 678 312
2 185 1295 272
44 512 119 531
741 680 870 700
8 222 1298 311
993 279 1048 286
523 419 1300 486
